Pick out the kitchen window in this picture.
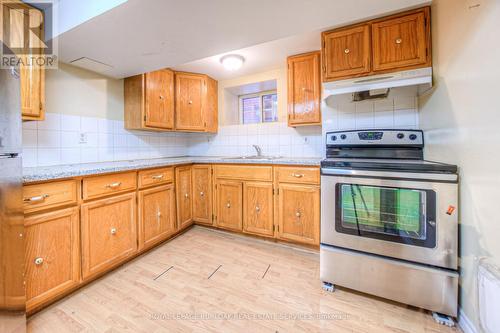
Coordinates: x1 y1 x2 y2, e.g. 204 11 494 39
239 91 278 124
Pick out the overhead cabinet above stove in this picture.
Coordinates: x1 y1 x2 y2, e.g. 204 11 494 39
321 7 431 82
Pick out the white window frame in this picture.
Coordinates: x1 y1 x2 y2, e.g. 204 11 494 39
239 90 278 124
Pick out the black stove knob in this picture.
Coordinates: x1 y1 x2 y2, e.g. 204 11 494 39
340 134 347 140
397 133 405 139
409 134 417 141
330 135 337 141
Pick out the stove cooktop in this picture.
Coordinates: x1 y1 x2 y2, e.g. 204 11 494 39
321 158 458 174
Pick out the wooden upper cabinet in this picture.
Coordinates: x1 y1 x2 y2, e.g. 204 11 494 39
243 182 274 238
175 166 193 230
81 193 137 280
25 207 80 311
138 184 176 251
215 180 242 231
287 52 321 127
125 69 174 130
372 8 431 72
192 165 212 225
175 72 218 133
322 25 371 81
321 7 431 82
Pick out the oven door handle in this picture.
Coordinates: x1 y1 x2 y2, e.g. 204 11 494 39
321 168 458 182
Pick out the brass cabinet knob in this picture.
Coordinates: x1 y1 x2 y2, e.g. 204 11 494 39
157 211 162 218
188 100 193 105
292 173 304 178
184 193 189 199
159 95 164 100
152 174 164 180
255 206 260 213
200 191 204 197
344 48 350 54
106 182 122 189
24 194 49 203
226 202 231 208
295 211 301 218
34 257 44 265
395 38 403 44
110 227 117 235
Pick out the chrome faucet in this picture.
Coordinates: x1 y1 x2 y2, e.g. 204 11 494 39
252 145 262 157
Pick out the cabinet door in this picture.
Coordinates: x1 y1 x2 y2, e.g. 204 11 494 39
81 193 137 280
277 184 320 245
322 25 371 80
192 165 212 224
243 182 274 237
175 73 205 131
144 69 174 129
287 52 321 126
176 166 193 229
138 184 176 251
204 77 218 133
372 9 430 72
25 207 80 311
215 180 242 231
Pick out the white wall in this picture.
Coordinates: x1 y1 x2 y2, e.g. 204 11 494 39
418 0 500 330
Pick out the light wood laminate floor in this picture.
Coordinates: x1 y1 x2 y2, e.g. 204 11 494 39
28 226 461 332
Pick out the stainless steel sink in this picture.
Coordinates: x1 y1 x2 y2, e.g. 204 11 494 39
222 155 282 160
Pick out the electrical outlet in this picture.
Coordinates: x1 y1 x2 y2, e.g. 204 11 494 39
79 133 88 144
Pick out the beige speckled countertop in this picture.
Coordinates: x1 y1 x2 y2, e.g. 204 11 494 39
23 156 323 183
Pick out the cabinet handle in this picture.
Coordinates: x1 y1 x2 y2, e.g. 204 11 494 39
188 100 193 105
151 174 164 180
106 182 122 189
295 211 301 218
395 38 403 44
157 211 162 218
184 193 189 199
110 227 117 235
24 194 49 203
200 191 204 197
291 173 304 178
159 95 164 100
344 48 350 54
34 257 44 265
255 206 260 213
226 202 231 208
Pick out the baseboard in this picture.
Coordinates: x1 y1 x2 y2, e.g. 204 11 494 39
458 307 478 333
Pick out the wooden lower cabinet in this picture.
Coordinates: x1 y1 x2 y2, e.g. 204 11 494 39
138 184 176 251
25 207 80 311
176 166 193 229
81 192 137 280
277 183 320 245
215 180 243 231
192 165 212 224
243 182 274 237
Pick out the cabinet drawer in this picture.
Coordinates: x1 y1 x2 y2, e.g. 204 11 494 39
275 166 320 184
138 167 173 189
214 165 273 182
23 180 78 214
83 172 136 200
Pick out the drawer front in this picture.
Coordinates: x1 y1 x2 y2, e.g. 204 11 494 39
83 172 137 200
23 180 78 213
25 207 80 311
81 193 137 280
138 167 174 189
214 165 272 182
275 166 320 184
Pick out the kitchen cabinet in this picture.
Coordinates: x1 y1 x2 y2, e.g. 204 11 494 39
287 52 322 126
322 25 371 81
372 8 430 72
82 172 137 201
192 165 212 225
243 182 274 237
176 166 193 230
276 183 320 245
23 179 79 214
321 7 431 82
81 192 137 280
124 69 175 131
25 207 80 311
215 180 243 231
175 72 218 133
138 184 176 250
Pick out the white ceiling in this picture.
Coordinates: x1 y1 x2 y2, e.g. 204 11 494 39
57 0 430 79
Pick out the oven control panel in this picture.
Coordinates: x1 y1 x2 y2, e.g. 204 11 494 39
326 129 423 146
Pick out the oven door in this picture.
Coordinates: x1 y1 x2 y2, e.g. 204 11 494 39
321 169 458 269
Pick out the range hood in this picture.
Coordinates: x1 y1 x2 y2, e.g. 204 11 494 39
323 67 433 98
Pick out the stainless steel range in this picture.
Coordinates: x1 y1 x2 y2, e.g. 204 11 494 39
320 129 459 317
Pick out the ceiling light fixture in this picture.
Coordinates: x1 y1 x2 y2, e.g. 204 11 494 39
220 54 245 71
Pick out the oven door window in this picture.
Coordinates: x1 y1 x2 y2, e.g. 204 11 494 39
335 184 436 248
